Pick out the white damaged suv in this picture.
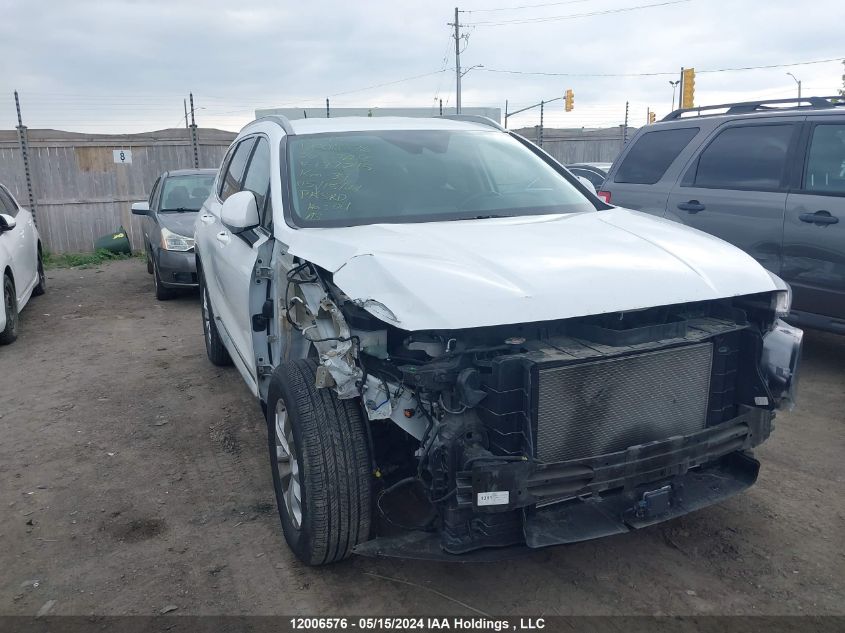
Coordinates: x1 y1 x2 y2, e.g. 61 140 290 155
195 115 802 565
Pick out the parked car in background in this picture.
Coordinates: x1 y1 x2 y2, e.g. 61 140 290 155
566 162 612 190
131 169 216 300
193 114 801 566
599 96 845 334
0 183 45 344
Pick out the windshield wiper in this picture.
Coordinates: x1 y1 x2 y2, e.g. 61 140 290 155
159 207 198 213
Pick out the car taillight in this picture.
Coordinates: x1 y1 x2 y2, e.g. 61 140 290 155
597 190 611 204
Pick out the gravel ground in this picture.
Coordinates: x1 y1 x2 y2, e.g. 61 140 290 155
1 258 843 617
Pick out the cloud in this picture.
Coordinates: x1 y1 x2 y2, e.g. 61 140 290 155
0 0 841 132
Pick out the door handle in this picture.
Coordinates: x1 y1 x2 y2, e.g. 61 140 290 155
677 200 706 213
799 211 839 226
215 231 231 244
200 214 215 223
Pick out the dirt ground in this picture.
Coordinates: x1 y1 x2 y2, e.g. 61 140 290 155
1 258 843 617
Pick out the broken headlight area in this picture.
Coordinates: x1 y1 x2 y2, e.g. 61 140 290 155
335 288 799 558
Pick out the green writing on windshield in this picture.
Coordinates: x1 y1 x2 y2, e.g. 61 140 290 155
295 142 373 219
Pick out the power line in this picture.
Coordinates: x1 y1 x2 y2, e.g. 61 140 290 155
461 0 594 13
463 0 691 25
482 56 845 78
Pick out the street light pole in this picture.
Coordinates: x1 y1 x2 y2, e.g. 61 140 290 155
786 72 802 100
669 80 680 110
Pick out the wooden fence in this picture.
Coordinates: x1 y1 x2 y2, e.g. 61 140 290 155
0 127 235 253
514 126 632 165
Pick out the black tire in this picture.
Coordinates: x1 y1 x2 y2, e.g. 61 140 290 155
266 358 372 565
0 274 19 345
199 270 231 366
153 261 173 301
33 249 46 296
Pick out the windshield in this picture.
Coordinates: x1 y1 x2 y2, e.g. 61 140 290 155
286 130 594 227
159 174 215 212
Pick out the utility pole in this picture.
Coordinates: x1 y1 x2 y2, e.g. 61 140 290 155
504 99 508 129
439 99 443 116
183 99 189 129
189 92 199 169
453 7 462 113
326 98 330 118
14 91 37 226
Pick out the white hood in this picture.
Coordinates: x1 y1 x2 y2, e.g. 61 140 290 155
286 208 778 331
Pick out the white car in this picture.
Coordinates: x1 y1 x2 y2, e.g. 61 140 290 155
195 115 802 565
0 183 45 344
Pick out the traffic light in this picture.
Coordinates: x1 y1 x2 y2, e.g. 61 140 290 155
564 89 574 112
648 110 656 124
681 68 695 109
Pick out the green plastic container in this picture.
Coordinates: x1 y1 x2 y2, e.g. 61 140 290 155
93 226 131 255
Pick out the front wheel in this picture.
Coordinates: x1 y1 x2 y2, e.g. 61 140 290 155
0 275 19 345
266 359 372 565
153 262 173 301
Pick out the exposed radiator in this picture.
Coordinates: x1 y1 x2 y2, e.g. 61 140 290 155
536 342 713 463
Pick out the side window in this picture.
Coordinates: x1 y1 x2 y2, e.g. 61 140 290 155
693 124 794 191
241 137 272 228
0 186 18 217
219 138 256 201
803 124 845 195
148 177 161 208
614 127 699 184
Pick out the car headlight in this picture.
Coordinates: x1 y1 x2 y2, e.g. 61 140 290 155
160 227 195 252
766 272 792 317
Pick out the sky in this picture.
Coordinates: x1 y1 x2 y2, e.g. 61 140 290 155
0 0 842 133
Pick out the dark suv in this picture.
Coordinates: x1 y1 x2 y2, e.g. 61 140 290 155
599 96 845 334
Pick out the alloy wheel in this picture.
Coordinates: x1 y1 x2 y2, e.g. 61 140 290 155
274 400 302 529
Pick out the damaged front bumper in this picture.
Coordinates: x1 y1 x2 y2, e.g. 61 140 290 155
354 405 773 560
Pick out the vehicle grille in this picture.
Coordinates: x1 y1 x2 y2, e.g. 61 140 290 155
535 343 713 464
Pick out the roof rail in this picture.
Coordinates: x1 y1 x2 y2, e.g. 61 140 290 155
662 96 844 121
440 114 506 131
248 115 296 135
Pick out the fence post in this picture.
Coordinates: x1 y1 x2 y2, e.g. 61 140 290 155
623 100 629 144
539 100 544 148
14 91 38 226
189 92 199 169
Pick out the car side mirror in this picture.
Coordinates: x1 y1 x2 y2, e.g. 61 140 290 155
131 202 150 216
221 191 259 233
576 176 597 195
0 213 16 232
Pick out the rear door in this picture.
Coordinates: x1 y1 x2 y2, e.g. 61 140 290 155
602 126 700 215
782 119 845 322
665 119 803 274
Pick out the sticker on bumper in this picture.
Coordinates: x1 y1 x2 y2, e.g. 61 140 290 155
477 491 509 506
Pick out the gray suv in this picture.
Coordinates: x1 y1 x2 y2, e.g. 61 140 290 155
599 96 845 334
